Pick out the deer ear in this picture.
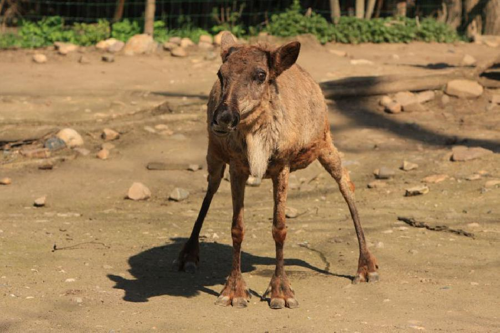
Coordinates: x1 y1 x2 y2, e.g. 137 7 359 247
220 31 238 62
271 42 301 77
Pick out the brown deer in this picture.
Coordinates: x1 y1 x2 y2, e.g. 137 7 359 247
174 32 379 309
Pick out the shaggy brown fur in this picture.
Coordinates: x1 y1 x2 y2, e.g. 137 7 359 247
174 32 379 309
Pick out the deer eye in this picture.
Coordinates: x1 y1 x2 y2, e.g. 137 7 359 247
256 70 266 83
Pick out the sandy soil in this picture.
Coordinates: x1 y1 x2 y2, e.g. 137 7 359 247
1 40 500 332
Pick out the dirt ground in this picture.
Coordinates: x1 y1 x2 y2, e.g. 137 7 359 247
1 39 500 332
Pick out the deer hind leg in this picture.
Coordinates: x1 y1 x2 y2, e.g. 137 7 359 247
318 141 379 284
262 166 299 309
215 164 251 308
174 155 225 273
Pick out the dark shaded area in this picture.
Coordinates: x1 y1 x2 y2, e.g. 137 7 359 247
403 63 457 70
152 91 209 100
330 97 500 153
108 238 351 303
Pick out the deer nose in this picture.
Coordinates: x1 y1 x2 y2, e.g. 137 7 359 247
214 109 240 128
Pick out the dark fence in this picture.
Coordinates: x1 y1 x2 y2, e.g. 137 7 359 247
9 1 444 29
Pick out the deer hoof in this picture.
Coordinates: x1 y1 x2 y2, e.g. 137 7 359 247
215 295 231 307
172 259 197 273
270 298 286 309
353 271 379 284
232 297 249 308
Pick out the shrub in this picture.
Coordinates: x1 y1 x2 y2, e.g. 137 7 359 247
111 19 140 42
72 20 110 46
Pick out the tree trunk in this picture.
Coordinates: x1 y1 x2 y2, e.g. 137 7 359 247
484 0 500 35
330 0 341 24
464 0 484 37
144 0 156 36
374 0 384 18
113 0 125 22
356 0 365 18
396 1 407 16
444 0 462 29
365 0 377 19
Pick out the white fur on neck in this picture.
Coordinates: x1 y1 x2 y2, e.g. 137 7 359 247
246 133 269 179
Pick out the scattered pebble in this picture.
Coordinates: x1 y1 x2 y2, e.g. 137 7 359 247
33 54 48 64
446 79 483 99
187 164 201 171
96 148 110 160
416 90 435 104
171 47 188 58
144 126 156 133
373 167 395 179
461 54 476 67
485 179 500 188
101 128 120 141
367 180 387 189
467 222 480 228
405 185 429 196
78 55 90 64
376 241 384 249
127 182 151 201
0 177 12 185
65 278 76 283
34 196 47 207
329 49 347 57
350 59 373 65
394 91 418 107
38 161 54 170
465 174 481 181
285 207 298 218
401 160 419 171
74 148 90 156
102 54 115 63
57 128 84 148
169 188 189 202
422 174 448 184
451 146 493 162
45 137 66 151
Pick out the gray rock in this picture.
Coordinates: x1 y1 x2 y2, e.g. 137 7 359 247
169 188 189 201
127 182 151 201
405 185 429 196
34 196 46 207
446 80 483 99
451 146 493 162
45 137 66 151
108 40 125 53
33 54 47 64
373 167 395 179
57 128 84 148
102 54 115 63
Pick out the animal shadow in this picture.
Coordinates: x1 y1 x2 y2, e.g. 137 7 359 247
108 238 351 302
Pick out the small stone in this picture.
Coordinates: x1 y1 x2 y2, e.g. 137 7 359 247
401 160 419 171
74 148 90 156
102 54 115 63
108 40 125 53
0 177 12 185
385 101 402 114
101 128 120 141
155 124 169 130
180 38 194 48
199 35 213 44
198 41 213 50
57 128 84 148
394 91 418 107
169 188 189 202
78 55 90 64
171 47 188 57
405 185 429 196
375 241 384 249
451 146 493 162
392 54 400 60
169 37 182 45
465 174 481 181
75 297 83 303
422 174 448 184
65 278 76 283
33 54 47 64
461 54 476 67
212 233 220 239
55 42 78 55
329 49 347 57
163 42 177 51
490 95 500 105
246 176 261 187
96 148 109 160
213 32 224 46
416 90 435 104
470 282 479 286
285 207 298 218
446 80 483 99
187 164 201 171
367 180 387 189
373 167 395 179
171 134 187 141
123 34 157 55
127 182 151 201
45 137 66 151
467 222 480 228
382 229 393 234
485 179 500 188
34 196 46 207
350 59 373 65
408 249 418 255
38 161 54 170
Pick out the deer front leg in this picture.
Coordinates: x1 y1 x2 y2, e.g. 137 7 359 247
174 155 225 273
263 166 299 309
215 165 250 308
318 141 379 284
